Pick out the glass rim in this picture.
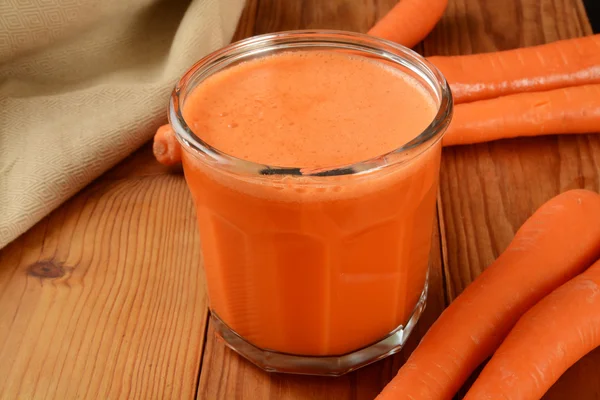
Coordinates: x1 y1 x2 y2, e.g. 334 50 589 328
169 29 453 177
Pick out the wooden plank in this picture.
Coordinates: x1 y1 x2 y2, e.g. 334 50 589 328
251 0 395 35
0 149 207 400
426 0 600 398
197 1 448 398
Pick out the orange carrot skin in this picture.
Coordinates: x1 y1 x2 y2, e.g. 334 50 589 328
442 84 600 147
376 189 600 400
429 34 600 103
368 0 448 49
153 124 182 166
465 258 600 400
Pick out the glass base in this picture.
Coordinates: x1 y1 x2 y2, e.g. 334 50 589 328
211 282 428 376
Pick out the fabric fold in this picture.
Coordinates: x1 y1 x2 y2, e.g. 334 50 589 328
0 0 245 248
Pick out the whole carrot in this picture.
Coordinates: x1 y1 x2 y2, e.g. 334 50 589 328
153 124 182 166
442 84 600 147
429 34 600 103
376 189 600 400
465 258 600 400
368 0 448 49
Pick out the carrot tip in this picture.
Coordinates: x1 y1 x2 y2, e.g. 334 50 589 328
153 141 167 157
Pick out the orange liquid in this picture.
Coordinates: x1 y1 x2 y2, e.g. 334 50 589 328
181 51 441 356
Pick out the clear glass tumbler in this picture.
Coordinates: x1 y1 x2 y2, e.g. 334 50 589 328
169 30 452 376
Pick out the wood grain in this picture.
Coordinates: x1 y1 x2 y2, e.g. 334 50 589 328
426 0 600 398
251 0 396 35
1 0 599 399
0 170 206 400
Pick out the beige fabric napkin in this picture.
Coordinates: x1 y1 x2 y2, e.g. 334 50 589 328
0 0 245 249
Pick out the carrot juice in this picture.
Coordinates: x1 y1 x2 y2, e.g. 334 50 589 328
170 31 452 375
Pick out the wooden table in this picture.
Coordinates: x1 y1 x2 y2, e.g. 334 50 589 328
1 0 599 399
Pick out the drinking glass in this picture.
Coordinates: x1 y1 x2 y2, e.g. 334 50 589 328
169 30 452 376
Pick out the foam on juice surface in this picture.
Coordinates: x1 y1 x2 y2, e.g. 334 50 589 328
183 50 437 169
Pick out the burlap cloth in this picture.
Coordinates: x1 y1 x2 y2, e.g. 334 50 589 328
0 0 245 249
